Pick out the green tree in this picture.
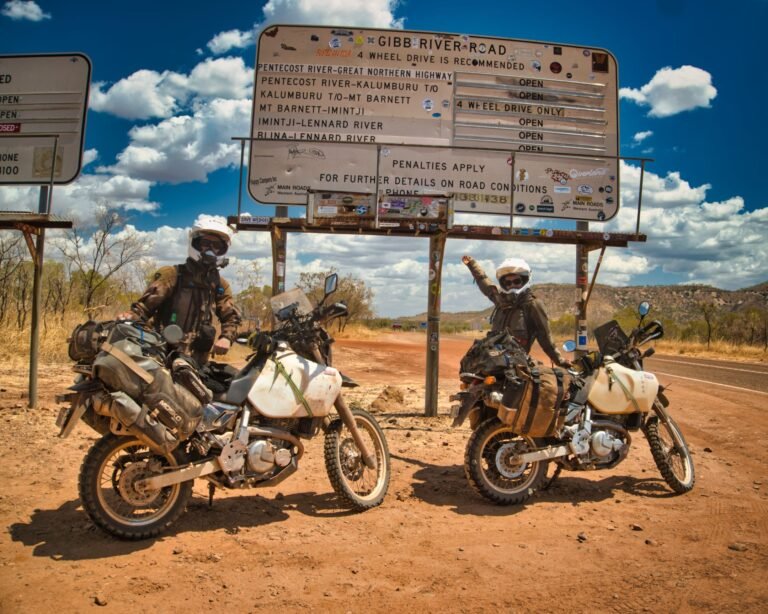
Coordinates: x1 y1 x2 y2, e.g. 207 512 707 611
297 269 374 331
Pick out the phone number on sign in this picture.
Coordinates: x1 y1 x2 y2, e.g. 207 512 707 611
452 193 511 204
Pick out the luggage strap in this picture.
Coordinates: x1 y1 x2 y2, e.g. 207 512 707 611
606 366 641 413
546 368 566 434
272 357 313 417
521 367 541 434
101 341 155 385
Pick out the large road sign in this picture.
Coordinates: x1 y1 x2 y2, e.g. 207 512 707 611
0 53 91 185
248 26 619 222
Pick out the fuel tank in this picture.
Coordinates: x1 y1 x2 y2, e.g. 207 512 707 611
247 348 342 418
587 358 659 414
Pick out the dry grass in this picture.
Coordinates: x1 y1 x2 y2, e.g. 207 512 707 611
0 311 86 368
655 339 767 363
3 315 765 369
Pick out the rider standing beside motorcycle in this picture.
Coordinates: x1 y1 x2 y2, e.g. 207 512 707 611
462 255 571 369
122 215 241 366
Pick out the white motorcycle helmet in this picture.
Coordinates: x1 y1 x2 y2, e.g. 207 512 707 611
496 257 532 295
188 215 232 268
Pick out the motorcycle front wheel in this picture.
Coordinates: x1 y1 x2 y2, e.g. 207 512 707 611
78 434 192 540
324 408 390 510
464 417 547 505
645 415 695 494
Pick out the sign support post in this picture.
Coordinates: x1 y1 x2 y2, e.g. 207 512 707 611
270 226 287 311
28 186 49 408
425 232 447 417
575 221 590 357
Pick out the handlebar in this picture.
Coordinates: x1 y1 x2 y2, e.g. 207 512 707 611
633 320 664 346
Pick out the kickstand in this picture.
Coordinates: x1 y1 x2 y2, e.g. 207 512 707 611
208 482 216 508
542 464 562 491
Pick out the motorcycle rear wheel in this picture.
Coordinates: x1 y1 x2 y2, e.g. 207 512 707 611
324 408 390 510
78 434 192 540
465 417 547 505
645 415 695 494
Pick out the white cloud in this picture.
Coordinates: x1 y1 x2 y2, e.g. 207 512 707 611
620 65 717 117
0 173 158 225
262 0 405 28
207 28 257 55
90 70 185 120
633 130 653 143
90 58 251 121
82 148 99 167
1 0 50 21
100 98 252 183
606 161 767 290
204 0 404 57
186 57 253 99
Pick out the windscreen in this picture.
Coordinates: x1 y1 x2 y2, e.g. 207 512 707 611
269 287 314 319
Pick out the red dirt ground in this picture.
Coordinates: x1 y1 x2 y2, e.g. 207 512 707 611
1 332 766 612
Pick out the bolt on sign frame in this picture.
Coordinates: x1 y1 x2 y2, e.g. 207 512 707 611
237 25 651 416
0 53 88 408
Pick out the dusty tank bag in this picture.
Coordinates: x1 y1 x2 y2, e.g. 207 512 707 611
499 365 570 437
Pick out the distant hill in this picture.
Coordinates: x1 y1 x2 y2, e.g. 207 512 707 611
401 282 768 327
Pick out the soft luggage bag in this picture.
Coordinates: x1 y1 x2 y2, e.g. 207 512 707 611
500 365 569 437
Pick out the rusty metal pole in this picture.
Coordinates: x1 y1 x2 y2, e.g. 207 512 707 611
425 232 447 417
575 221 590 358
28 186 49 408
270 224 287 327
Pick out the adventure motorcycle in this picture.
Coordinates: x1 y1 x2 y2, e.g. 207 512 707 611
57 273 390 539
451 302 695 504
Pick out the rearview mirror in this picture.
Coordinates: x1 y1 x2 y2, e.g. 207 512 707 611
324 273 338 296
562 340 577 353
638 301 651 317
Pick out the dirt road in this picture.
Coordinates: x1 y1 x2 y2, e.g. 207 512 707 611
1 332 766 612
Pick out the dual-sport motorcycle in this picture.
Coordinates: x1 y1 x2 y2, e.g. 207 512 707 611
451 302 695 504
57 273 390 539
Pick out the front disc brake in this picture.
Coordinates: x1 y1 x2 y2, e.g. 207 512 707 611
340 438 364 480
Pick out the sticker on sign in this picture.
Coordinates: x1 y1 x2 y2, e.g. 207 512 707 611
248 26 619 222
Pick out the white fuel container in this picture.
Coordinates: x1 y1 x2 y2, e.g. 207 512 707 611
247 348 342 418
587 358 659 414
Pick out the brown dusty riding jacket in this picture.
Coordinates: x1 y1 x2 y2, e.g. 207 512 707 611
464 256 565 366
130 259 241 346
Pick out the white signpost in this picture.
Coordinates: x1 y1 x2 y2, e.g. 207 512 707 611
0 53 91 185
248 26 619 222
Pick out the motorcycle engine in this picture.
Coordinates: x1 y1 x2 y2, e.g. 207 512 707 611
590 429 627 458
247 439 292 474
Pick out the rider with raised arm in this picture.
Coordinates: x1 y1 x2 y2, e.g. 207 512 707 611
462 254 571 369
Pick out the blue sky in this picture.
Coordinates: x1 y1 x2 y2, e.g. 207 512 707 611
1 0 766 317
